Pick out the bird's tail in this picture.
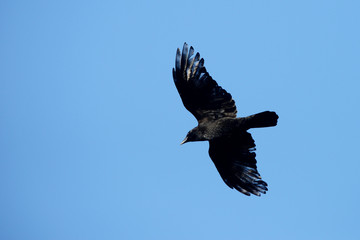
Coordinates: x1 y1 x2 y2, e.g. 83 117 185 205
243 111 279 129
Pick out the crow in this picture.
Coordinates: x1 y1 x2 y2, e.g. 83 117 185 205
172 43 278 196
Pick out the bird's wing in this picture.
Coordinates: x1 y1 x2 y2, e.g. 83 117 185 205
208 132 268 196
172 43 237 122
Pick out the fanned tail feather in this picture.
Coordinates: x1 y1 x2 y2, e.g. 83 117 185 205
244 111 279 129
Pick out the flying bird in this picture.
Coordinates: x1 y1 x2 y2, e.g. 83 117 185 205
172 43 279 196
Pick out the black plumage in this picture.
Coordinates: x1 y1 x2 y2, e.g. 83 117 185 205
172 43 279 196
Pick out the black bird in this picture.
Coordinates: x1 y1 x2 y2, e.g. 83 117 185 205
172 43 279 196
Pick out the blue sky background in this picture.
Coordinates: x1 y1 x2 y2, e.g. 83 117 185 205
1 1 360 239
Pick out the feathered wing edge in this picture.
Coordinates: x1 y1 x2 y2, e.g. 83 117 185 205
173 43 203 84
209 132 268 196
172 43 237 121
225 157 268 196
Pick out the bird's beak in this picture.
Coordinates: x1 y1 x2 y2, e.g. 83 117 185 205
180 136 188 145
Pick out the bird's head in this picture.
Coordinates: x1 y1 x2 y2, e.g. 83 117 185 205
180 127 205 145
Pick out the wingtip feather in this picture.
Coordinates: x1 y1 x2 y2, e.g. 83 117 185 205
175 48 181 70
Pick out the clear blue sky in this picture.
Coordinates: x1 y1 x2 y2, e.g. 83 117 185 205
1 1 360 239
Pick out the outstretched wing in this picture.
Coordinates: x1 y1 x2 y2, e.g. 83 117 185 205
172 43 237 122
208 131 268 196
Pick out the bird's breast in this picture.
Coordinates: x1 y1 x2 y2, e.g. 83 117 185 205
201 118 238 140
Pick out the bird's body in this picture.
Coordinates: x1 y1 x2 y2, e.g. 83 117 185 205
172 43 278 196
189 118 238 141
185 112 278 141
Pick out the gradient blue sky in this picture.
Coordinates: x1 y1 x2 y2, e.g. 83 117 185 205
1 1 360 239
